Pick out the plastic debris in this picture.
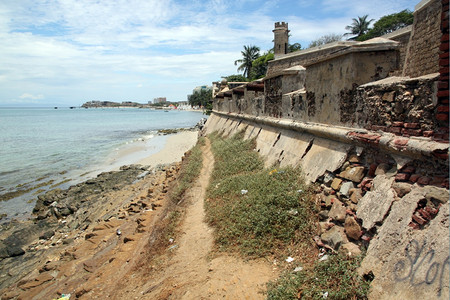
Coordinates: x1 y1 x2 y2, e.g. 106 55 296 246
240 189 248 195
269 169 278 175
319 254 329 262
293 266 303 272
322 291 329 298
116 229 122 236
297 189 303 193
285 256 295 263
169 238 174 243
54 294 71 300
168 245 178 250
288 209 298 216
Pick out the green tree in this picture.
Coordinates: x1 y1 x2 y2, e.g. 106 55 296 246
357 9 414 41
250 51 274 80
345 15 374 40
234 45 260 79
224 74 248 82
188 88 212 108
288 42 302 52
308 33 342 48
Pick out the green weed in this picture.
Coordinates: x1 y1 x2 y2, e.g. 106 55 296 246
206 131 317 258
267 252 370 300
169 137 204 203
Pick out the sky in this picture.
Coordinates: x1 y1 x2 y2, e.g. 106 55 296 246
0 0 416 107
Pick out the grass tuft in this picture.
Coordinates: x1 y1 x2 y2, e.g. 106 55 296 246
206 131 317 258
267 252 370 300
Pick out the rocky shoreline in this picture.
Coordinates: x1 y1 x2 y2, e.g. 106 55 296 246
0 162 181 297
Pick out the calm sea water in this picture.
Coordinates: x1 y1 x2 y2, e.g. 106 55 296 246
0 107 205 221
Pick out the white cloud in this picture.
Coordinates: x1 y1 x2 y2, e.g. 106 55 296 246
19 93 44 100
0 0 418 105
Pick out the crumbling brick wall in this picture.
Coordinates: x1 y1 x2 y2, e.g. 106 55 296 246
403 0 442 77
354 74 447 142
436 0 449 132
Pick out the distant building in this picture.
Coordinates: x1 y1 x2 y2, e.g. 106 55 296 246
193 85 211 94
153 97 167 104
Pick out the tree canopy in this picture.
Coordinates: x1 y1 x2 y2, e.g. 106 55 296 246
250 51 274 80
188 88 212 108
224 74 248 82
308 34 342 48
345 15 374 40
234 45 260 79
357 10 413 41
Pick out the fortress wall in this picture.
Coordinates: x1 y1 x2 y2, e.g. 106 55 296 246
403 0 443 77
203 109 449 299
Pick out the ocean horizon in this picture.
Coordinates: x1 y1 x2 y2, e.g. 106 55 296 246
0 107 205 222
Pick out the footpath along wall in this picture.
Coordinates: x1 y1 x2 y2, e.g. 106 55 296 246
203 0 449 298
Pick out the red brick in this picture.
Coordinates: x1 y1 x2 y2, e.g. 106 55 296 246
395 173 410 182
436 113 449 121
423 130 434 137
371 125 386 131
417 176 431 185
440 74 450 81
439 52 449 59
408 222 420 230
402 128 423 136
440 58 450 66
438 105 450 112
437 90 450 97
438 126 450 133
347 132 380 144
440 98 449 104
394 139 408 147
438 81 449 89
442 33 450 42
432 150 449 160
418 208 432 220
431 176 447 186
403 122 420 129
442 178 449 189
401 166 416 173
409 174 421 183
442 20 449 30
440 41 449 52
392 121 404 127
388 126 402 134
412 213 427 225
368 163 377 177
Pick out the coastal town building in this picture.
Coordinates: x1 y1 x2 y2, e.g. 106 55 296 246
152 97 167 104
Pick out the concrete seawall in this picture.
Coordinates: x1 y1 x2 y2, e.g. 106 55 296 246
202 111 449 299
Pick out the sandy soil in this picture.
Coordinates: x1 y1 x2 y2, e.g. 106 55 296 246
2 137 277 299
137 131 199 167
131 138 277 299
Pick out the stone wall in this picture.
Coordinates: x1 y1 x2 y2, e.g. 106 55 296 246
403 0 443 77
266 42 355 77
203 112 449 299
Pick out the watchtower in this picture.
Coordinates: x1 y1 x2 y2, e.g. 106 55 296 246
273 22 290 55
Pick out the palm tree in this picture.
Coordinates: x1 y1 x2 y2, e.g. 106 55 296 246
234 45 260 79
345 15 374 40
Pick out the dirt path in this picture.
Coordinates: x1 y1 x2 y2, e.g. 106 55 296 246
139 138 277 299
1 139 277 300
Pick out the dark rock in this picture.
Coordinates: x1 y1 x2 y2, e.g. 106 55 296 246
7 246 25 257
39 230 55 240
318 210 329 221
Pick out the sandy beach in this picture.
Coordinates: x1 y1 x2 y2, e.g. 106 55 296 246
137 130 199 167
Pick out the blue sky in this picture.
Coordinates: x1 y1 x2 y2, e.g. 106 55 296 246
0 0 416 106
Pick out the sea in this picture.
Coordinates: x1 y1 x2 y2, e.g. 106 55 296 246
0 107 206 222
